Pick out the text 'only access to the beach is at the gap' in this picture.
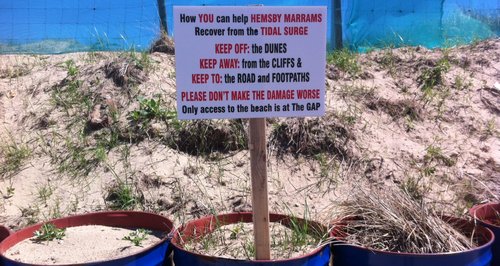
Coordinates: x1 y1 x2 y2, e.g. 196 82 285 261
174 6 327 119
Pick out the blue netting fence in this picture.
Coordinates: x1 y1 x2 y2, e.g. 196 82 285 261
0 0 498 54
0 0 161 53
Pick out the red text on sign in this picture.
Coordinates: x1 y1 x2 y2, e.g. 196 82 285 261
234 43 249 53
219 58 239 68
192 74 210 83
215 43 232 53
181 91 207 101
200 59 217 69
284 26 309 35
231 91 250 100
297 89 320 99
198 14 214 23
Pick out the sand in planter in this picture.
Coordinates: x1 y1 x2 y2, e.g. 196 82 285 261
6 225 164 264
183 222 328 260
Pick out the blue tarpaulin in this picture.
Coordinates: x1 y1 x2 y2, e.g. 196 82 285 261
0 0 498 54
0 0 160 53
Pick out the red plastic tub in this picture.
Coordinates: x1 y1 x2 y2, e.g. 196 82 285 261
0 225 12 244
330 216 494 266
470 202 500 265
171 212 331 266
0 211 173 266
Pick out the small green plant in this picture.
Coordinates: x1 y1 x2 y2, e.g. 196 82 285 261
424 145 443 161
337 107 360 125
0 140 31 177
130 97 168 121
137 52 154 73
52 59 94 117
57 139 100 178
399 176 424 201
404 116 415 132
51 78 91 115
0 65 30 79
242 239 256 259
419 58 450 102
69 196 80 213
453 75 472 91
424 145 455 167
327 48 360 76
37 185 53 205
379 45 397 76
2 178 15 198
485 118 497 137
33 223 66 242
122 228 151 246
168 70 176 79
314 153 339 182
94 119 121 153
49 199 63 219
315 153 329 178
419 144 455 177
129 97 176 133
199 227 219 251
421 166 436 176
64 60 78 77
93 145 107 162
280 203 327 251
5 185 15 198
84 51 101 63
207 160 227 185
286 217 313 247
228 222 245 240
106 181 140 210
126 50 155 73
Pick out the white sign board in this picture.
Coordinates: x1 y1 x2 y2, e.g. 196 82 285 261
174 6 327 119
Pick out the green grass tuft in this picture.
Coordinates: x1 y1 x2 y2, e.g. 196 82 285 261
327 48 361 76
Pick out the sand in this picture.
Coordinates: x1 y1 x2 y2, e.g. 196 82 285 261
5 225 163 264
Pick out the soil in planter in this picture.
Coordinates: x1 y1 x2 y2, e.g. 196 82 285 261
5 225 164 265
182 222 328 260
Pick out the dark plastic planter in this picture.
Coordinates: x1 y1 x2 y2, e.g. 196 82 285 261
330 216 494 266
171 212 331 266
0 211 174 266
0 225 12 244
470 203 500 266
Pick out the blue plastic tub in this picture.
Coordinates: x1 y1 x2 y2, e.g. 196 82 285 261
330 216 494 266
0 211 174 266
471 203 500 266
171 212 331 266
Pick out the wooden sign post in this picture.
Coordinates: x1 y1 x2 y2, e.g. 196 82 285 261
249 117 271 259
174 6 327 260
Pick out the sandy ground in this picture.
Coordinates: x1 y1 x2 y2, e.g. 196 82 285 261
0 39 498 241
5 225 163 264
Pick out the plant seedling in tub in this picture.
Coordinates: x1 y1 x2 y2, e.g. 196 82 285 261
33 223 66 242
122 228 152 246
